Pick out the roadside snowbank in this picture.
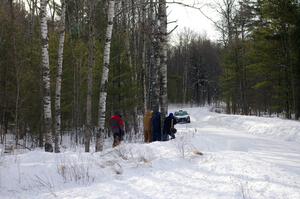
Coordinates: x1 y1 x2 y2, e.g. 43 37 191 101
1 106 299 199
173 107 300 142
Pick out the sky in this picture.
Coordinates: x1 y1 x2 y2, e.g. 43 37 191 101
27 0 222 42
168 0 221 43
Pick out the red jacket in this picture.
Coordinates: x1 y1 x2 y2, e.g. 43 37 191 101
110 115 125 130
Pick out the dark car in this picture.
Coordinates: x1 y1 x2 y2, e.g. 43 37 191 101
174 110 191 123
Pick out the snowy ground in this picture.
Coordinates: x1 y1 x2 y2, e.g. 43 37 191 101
1 107 300 199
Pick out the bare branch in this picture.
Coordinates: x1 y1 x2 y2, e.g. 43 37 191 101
168 24 178 35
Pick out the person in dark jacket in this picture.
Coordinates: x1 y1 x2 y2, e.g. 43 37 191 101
163 113 177 140
152 111 161 141
109 113 125 147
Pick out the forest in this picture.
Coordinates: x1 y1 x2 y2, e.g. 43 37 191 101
0 0 299 152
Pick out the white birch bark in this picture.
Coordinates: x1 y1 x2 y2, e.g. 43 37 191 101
159 0 168 117
150 0 160 112
85 0 95 153
96 0 115 152
54 0 66 153
40 0 53 152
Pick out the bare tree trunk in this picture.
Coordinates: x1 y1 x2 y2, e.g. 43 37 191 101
147 0 154 110
54 0 66 153
85 0 95 152
39 71 44 148
129 0 139 135
49 0 57 33
96 0 115 152
9 0 20 147
122 0 138 137
150 0 160 112
15 75 20 146
141 0 147 112
40 0 53 152
183 63 187 104
159 0 168 118
0 58 8 144
77 58 83 144
240 24 248 115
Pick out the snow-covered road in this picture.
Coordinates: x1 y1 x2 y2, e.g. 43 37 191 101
171 107 300 199
1 107 300 199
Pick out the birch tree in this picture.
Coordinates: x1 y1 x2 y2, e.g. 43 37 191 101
150 0 160 112
54 0 66 153
40 0 53 152
96 0 115 152
158 0 168 118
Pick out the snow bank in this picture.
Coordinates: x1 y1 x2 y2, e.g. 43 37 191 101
1 107 300 199
173 107 300 142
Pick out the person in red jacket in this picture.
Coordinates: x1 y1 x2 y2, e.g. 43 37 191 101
110 112 125 147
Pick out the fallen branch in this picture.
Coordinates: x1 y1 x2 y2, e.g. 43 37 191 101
17 143 32 151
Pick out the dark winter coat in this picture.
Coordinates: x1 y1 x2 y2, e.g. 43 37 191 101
163 113 177 140
152 111 161 141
